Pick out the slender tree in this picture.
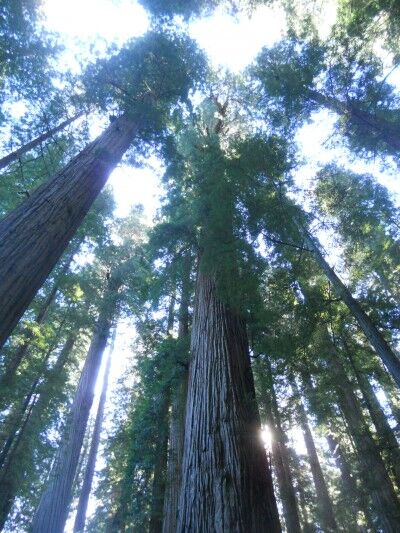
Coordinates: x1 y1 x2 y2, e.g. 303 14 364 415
73 332 114 533
256 358 302 533
31 271 123 533
0 111 84 171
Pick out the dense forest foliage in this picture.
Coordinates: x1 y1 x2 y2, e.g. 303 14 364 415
0 1 399 531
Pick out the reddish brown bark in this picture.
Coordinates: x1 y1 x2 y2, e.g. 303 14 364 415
178 270 281 532
0 114 137 350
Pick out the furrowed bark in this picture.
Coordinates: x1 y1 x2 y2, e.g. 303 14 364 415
73 333 113 533
178 270 281 532
300 228 400 388
0 112 84 171
292 382 337 533
325 345 400 532
32 276 121 533
0 114 137 350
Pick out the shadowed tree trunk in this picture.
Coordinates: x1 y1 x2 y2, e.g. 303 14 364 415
0 248 77 400
178 269 281 532
0 111 84 171
162 257 191 533
73 333 113 533
32 274 122 533
0 332 77 530
0 113 137 350
345 344 400 490
292 382 338 533
149 395 170 533
299 227 400 388
325 343 400 532
326 433 375 530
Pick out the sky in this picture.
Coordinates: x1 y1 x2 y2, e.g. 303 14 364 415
36 0 399 530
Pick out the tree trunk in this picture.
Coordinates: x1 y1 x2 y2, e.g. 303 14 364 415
162 377 187 533
0 248 77 399
345 346 400 490
177 270 281 532
306 89 400 152
73 334 113 533
0 113 137 350
300 227 400 388
325 346 400 532
0 112 84 171
293 386 338 533
149 394 170 533
258 359 302 533
162 258 191 533
31 276 121 533
0 332 76 530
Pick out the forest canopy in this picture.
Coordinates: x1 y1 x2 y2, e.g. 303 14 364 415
0 1 399 532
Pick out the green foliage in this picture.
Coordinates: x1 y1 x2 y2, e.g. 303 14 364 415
0 0 59 108
83 31 207 138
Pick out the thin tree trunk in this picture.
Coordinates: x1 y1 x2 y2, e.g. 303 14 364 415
178 270 281 532
0 112 84 171
325 345 400 532
0 332 76 530
0 328 66 462
0 248 77 398
73 333 114 533
0 113 137 350
32 275 121 533
300 227 400 388
162 377 187 533
306 89 400 152
293 383 338 533
345 345 400 490
149 394 170 533
162 257 191 533
258 358 302 533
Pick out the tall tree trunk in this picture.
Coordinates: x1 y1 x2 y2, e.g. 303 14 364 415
0 332 76 530
0 248 77 399
178 270 281 532
73 333 114 533
0 114 137 350
345 345 400 490
31 275 121 533
162 257 191 533
326 433 374 531
149 394 170 533
300 227 400 388
306 89 400 152
325 345 400 532
292 383 338 533
258 359 302 533
0 112 84 171
162 378 187 533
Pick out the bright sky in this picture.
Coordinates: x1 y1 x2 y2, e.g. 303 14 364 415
37 1 399 531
